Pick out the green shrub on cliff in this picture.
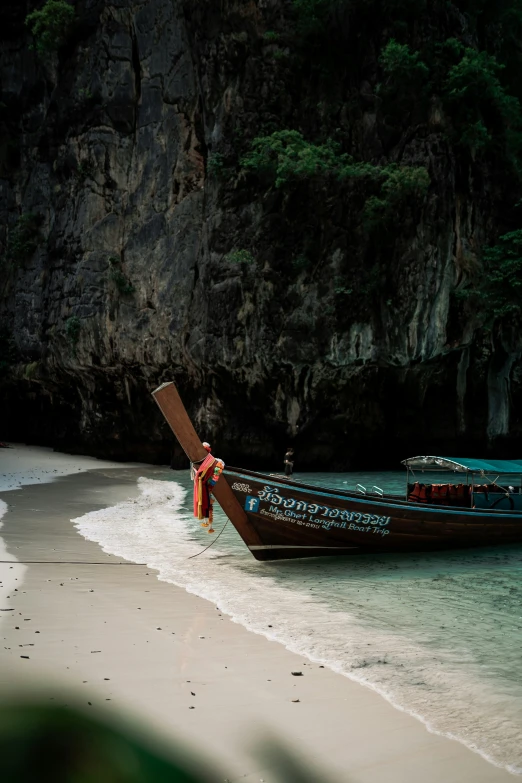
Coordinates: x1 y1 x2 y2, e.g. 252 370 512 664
292 253 312 272
444 48 522 154
373 28 522 164
293 0 426 42
293 0 333 35
110 269 135 295
108 256 135 295
25 0 75 56
379 39 429 84
241 130 375 187
224 249 255 264
242 130 429 227
65 316 81 347
3 213 41 267
378 39 430 116
458 229 522 324
363 165 430 228
207 153 227 179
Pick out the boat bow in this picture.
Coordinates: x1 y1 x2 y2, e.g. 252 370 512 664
152 382 262 548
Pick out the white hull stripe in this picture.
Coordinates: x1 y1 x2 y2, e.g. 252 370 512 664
248 545 359 550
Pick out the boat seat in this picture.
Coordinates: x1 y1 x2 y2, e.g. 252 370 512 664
473 492 522 511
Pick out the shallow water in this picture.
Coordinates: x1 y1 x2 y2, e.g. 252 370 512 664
73 469 522 773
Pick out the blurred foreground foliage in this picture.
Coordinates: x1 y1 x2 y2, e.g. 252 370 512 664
0 702 203 783
0 700 330 783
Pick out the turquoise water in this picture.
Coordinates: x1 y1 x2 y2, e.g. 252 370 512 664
74 469 522 773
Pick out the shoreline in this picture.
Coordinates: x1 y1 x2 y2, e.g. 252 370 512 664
75 481 513 776
0 449 516 781
0 442 147 492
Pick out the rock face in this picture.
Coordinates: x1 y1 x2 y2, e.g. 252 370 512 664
1 0 521 469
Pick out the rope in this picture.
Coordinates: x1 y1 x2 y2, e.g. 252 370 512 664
187 519 229 559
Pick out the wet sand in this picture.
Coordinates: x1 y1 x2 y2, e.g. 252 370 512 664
0 453 516 782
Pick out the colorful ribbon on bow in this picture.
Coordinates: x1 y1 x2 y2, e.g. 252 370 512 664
193 448 225 533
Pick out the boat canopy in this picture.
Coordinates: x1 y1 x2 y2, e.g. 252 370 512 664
402 456 522 474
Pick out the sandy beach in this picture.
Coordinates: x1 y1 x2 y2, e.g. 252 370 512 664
0 446 516 782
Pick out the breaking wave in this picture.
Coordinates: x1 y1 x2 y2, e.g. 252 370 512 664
72 474 522 774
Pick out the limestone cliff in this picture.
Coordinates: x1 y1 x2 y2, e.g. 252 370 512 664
1 0 521 469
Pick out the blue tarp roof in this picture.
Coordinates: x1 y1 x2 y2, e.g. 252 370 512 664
402 456 522 474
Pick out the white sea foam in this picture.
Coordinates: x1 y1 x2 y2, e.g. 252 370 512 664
72 475 522 774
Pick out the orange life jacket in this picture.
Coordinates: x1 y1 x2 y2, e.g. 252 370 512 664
408 482 421 502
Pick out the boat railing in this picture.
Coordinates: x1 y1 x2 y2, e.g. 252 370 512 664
356 483 384 497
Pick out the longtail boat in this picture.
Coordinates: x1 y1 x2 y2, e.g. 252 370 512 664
152 382 522 561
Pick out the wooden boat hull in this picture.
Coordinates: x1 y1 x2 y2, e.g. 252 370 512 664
225 467 522 560
152 381 522 561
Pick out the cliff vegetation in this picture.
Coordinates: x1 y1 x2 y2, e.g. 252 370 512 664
1 0 522 467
